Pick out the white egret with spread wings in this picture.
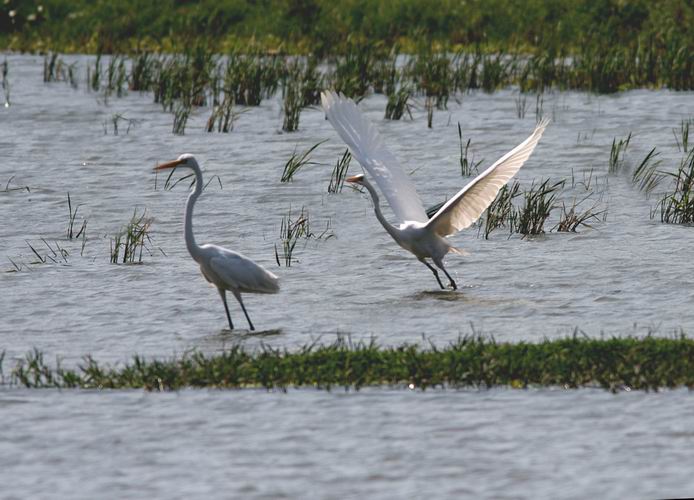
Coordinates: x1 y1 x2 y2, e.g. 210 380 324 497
154 154 279 330
321 91 548 290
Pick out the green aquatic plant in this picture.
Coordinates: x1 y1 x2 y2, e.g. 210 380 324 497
673 119 692 153
65 192 87 240
109 210 155 264
554 198 604 232
129 52 157 92
88 53 102 92
172 103 191 135
659 151 694 225
206 94 245 133
328 149 351 194
282 68 304 132
511 179 564 236
8 335 694 392
481 181 520 239
458 124 483 177
608 132 632 174
280 140 326 182
384 86 413 121
631 147 663 195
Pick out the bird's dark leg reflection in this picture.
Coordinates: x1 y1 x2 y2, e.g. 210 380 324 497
234 291 255 331
420 259 445 289
219 289 234 330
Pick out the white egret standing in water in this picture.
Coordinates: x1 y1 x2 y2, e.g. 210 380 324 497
321 91 549 290
154 154 279 330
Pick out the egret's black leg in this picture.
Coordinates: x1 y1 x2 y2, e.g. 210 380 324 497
434 259 457 290
219 289 234 330
420 259 445 289
233 291 255 331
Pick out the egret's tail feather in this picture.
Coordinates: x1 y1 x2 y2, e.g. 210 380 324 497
448 246 469 256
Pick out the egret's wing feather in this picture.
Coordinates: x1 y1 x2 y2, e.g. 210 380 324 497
426 119 549 237
209 249 279 294
321 91 428 223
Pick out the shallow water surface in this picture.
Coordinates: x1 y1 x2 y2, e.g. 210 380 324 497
1 387 693 499
2 55 694 362
2 55 694 498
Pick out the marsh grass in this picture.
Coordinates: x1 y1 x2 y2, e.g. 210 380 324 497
331 40 375 100
8 335 694 392
25 238 69 265
88 53 102 92
282 69 304 132
129 52 156 92
206 95 245 133
102 113 139 135
1 58 9 106
659 151 694 224
554 197 605 232
66 193 87 240
458 123 483 176
512 179 564 235
172 103 191 135
385 87 413 120
328 149 351 194
281 140 326 182
274 207 308 267
631 147 664 195
109 210 154 264
43 53 62 82
274 206 332 266
481 181 521 239
673 119 692 153
105 55 127 97
515 92 527 119
608 132 632 174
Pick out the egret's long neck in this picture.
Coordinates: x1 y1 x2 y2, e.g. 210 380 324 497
362 179 400 240
184 163 204 260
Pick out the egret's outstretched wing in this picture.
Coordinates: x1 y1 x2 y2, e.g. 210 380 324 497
426 119 549 237
321 91 428 223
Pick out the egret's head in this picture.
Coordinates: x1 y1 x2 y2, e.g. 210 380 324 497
346 174 365 185
153 153 197 172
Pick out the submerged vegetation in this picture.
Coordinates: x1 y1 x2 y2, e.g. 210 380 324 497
6 335 694 392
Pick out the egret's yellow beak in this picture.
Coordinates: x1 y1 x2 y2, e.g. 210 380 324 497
346 175 363 183
153 159 184 171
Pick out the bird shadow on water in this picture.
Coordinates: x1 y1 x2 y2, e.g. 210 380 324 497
216 328 284 339
195 328 284 350
412 290 466 302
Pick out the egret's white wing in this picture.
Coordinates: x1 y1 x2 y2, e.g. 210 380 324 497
426 119 549 237
321 91 428 223
208 247 279 294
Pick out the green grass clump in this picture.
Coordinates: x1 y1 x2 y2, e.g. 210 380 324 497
659 151 694 224
109 210 154 264
1 58 8 106
608 132 632 174
8 335 694 392
280 140 326 182
458 124 483 176
511 178 564 235
631 147 663 195
328 149 351 194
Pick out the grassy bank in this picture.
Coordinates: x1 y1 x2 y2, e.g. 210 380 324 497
2 1 693 58
5 335 694 391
